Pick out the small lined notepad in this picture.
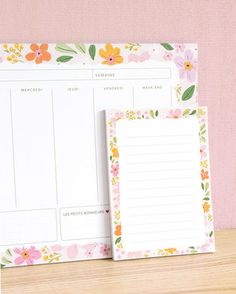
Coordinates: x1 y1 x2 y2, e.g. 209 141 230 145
106 108 215 260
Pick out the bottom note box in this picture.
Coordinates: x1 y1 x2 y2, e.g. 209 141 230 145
60 205 110 241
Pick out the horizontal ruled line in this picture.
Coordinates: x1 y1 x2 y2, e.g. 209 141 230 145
123 142 195 147
126 176 194 182
127 168 195 174
128 185 195 191
126 228 198 235
128 236 202 244
126 219 198 226
120 134 194 139
127 210 196 217
127 194 194 200
127 202 196 209
124 151 194 156
125 159 194 165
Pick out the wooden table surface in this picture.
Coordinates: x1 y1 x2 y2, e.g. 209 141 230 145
2 229 236 294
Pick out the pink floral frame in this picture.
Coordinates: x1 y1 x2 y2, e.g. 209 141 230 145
107 107 215 260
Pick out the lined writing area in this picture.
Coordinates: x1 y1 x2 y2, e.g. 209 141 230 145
116 117 206 251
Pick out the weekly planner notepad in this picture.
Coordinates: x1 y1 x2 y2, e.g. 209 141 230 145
0 43 199 267
106 107 214 260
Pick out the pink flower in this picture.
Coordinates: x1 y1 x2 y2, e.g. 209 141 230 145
83 243 96 258
100 244 111 256
67 244 79 259
128 52 150 62
127 251 142 258
167 109 182 119
51 244 63 251
163 51 173 61
111 164 119 177
174 44 185 52
14 246 41 265
174 50 197 82
200 145 207 159
112 186 119 194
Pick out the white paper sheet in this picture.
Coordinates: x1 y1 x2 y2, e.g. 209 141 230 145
106 108 214 260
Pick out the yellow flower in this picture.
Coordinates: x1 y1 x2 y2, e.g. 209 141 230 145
164 248 176 255
3 44 8 49
99 43 123 65
200 160 208 168
43 255 49 261
7 56 12 61
208 214 213 221
197 108 206 117
112 177 118 185
112 148 119 158
203 202 210 213
125 110 136 120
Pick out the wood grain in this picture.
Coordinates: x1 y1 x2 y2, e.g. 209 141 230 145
1 229 236 294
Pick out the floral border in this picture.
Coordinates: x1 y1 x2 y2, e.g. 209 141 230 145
0 43 197 104
107 107 215 260
1 242 111 268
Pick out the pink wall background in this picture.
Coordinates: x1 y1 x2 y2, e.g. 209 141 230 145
0 0 235 229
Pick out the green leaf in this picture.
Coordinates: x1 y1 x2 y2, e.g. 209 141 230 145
205 182 209 191
182 85 195 101
1 257 11 264
115 237 121 244
189 246 195 249
155 110 159 117
89 45 96 60
201 183 204 190
55 43 77 54
0 264 6 269
190 110 197 115
183 109 191 116
160 43 174 51
5 249 12 256
150 110 155 118
203 197 210 200
75 43 86 54
56 56 74 63
200 136 206 143
200 124 206 131
209 231 213 237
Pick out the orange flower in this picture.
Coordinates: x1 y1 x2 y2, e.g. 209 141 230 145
203 202 210 213
201 169 209 180
112 148 119 158
99 43 123 65
25 44 51 64
114 225 122 236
